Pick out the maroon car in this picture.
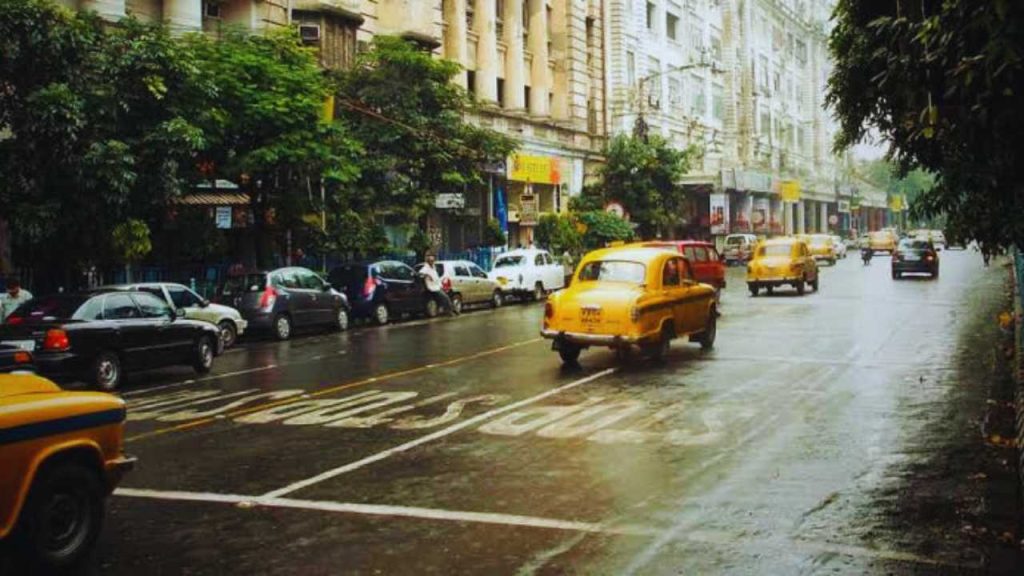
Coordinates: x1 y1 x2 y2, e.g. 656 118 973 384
641 240 727 299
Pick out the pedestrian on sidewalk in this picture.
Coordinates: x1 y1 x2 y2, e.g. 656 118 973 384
0 279 33 322
418 253 458 317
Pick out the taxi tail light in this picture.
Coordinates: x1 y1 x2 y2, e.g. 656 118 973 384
442 277 452 292
258 286 278 311
630 305 640 323
544 302 554 319
43 328 70 351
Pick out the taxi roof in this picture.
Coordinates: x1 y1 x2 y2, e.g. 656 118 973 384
760 237 802 246
584 246 677 263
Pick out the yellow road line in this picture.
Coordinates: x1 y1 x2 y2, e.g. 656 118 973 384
125 337 542 443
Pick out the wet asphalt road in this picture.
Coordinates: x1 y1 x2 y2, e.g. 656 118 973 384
79 249 1018 575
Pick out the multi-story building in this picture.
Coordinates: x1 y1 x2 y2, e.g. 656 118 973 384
605 0 864 241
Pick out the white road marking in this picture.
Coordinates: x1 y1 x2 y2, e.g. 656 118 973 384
112 488 980 569
121 365 278 398
260 368 618 499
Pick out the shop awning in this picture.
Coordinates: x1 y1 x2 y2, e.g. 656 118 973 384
173 193 250 206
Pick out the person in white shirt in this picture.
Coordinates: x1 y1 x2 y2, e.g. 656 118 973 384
0 279 33 322
418 254 458 316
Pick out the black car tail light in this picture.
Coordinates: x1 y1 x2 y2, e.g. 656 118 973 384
43 329 70 351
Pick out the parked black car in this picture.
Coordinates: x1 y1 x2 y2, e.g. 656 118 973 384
328 261 436 325
216 267 349 340
892 239 939 279
0 344 34 374
0 290 221 390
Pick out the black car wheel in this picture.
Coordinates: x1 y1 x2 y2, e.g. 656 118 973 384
424 298 440 318
533 282 545 301
796 280 806 295
748 284 759 297
335 308 349 332
491 290 503 308
273 314 291 341
646 325 673 360
451 294 463 315
13 462 104 571
696 309 717 350
558 343 581 365
218 320 237 350
372 303 390 326
193 336 215 374
92 352 122 392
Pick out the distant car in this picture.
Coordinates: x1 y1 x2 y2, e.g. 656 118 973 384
217 267 349 340
722 234 759 265
541 246 717 365
488 249 565 301
868 230 897 253
892 238 939 279
108 282 247 349
0 290 221 391
746 238 820 296
434 260 502 313
0 343 34 374
798 234 838 265
329 261 436 325
0 373 134 571
831 235 848 259
640 240 726 299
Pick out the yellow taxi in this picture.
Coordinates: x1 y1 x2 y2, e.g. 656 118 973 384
797 233 838 265
0 373 134 571
541 246 718 365
746 237 820 296
868 229 898 253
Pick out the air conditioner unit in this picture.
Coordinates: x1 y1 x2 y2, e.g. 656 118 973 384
299 24 321 44
204 1 221 18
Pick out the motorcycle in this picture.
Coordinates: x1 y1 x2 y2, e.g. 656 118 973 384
861 248 873 264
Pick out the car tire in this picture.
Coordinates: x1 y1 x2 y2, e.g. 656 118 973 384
696 309 717 350
92 351 122 392
425 298 439 318
273 314 292 341
766 285 775 296
192 335 215 374
12 461 104 571
451 294 463 315
334 307 349 332
811 276 820 292
218 320 237 350
892 270 900 280
933 268 939 279
533 282 545 302
748 284 759 297
829 258 836 266
373 303 390 326
558 344 581 365
646 325 673 361
491 290 503 308
796 280 806 296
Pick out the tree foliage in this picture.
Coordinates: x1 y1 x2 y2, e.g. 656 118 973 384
828 0 1024 248
590 134 697 239
577 211 635 250
535 214 582 256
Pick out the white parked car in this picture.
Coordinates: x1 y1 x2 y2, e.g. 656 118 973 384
830 235 848 259
434 260 503 312
488 249 565 301
112 282 248 349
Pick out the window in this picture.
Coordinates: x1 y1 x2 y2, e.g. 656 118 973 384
524 85 531 107
495 0 505 37
692 81 706 116
132 292 173 319
647 57 661 103
454 265 471 277
544 253 554 265
626 51 636 85
299 270 325 290
691 247 708 262
466 0 475 28
494 255 523 268
646 2 656 30
467 70 476 97
496 78 505 107
103 294 140 320
666 11 679 40
707 248 720 262
76 297 104 321
166 286 202 308
710 33 722 62
534 254 545 266
522 1 529 41
203 1 221 18
470 265 488 279
682 246 697 261
662 259 681 287
759 110 770 135
712 84 724 121
273 270 300 289
578 261 646 284
391 264 415 281
668 78 682 111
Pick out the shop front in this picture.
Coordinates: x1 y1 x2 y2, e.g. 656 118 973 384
504 153 564 247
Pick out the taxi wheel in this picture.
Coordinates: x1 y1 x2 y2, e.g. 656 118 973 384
647 326 673 360
491 290 503 308
766 286 775 296
558 344 581 365
273 314 292 341
218 320 238 349
14 462 104 571
748 284 759 297
796 280 806 296
334 307 349 332
697 310 717 350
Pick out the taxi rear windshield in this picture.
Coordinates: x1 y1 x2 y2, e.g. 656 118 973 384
577 261 646 284
758 244 793 257
493 256 523 268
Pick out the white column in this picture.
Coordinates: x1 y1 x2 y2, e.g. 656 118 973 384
164 0 203 33
784 202 794 235
81 0 125 21
796 201 806 234
527 0 550 115
474 0 499 103
445 0 469 88
819 202 828 233
503 0 526 109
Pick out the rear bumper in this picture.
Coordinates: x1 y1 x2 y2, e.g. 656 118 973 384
241 311 275 331
33 351 90 381
747 277 802 287
540 329 645 347
892 261 937 273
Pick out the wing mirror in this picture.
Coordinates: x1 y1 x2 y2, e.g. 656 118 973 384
200 298 210 308
322 282 333 292
175 308 187 319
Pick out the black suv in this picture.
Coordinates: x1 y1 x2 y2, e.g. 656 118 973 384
216 267 350 340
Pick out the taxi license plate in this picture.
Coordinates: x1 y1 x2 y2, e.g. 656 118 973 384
581 308 602 323
903 254 920 261
497 278 508 286
2 340 35 352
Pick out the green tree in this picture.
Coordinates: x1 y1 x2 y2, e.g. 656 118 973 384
482 219 507 248
535 214 582 256
828 0 1024 249
577 211 635 250
335 36 516 229
111 219 152 282
591 134 697 239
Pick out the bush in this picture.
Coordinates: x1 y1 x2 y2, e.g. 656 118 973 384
577 211 634 250
483 218 507 247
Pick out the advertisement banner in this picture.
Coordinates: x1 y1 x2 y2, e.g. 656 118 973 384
494 185 508 235
215 206 232 229
709 193 729 235
508 154 560 184
520 193 539 226
780 180 801 203
752 198 769 233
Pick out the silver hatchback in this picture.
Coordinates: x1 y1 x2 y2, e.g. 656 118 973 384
435 260 503 313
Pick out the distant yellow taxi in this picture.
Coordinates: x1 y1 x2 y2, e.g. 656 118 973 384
746 238 820 296
868 230 897 253
0 373 134 571
541 246 718 365
797 233 838 265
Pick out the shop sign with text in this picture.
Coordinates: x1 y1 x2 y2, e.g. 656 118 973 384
508 154 561 185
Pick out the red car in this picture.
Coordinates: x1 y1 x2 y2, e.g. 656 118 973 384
641 240 727 298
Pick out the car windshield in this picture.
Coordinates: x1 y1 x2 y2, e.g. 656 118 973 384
219 274 267 295
758 244 793 257
725 236 745 245
494 256 523 268
809 236 829 245
5 295 87 322
577 261 646 284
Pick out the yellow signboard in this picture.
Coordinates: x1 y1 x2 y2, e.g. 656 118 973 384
321 95 335 123
889 194 905 211
508 154 560 184
780 180 801 203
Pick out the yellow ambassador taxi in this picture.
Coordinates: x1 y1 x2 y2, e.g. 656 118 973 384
797 233 838 266
746 237 820 296
0 372 134 571
541 246 718 365
868 229 898 253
